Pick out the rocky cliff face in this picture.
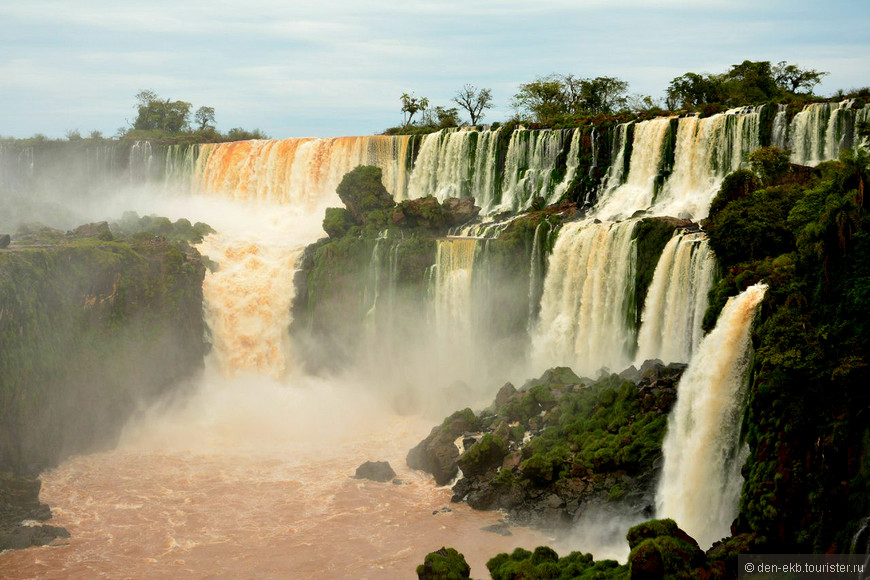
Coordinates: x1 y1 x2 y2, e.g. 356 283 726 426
0 225 207 475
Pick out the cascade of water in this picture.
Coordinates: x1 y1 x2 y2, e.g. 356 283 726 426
594 119 672 220
602 123 631 192
652 106 763 220
634 232 716 365
771 104 788 150
197 232 303 380
194 136 413 207
497 129 571 213
129 141 153 182
656 282 768 549
550 128 582 204
428 238 480 377
789 99 863 165
531 220 638 377
405 128 501 210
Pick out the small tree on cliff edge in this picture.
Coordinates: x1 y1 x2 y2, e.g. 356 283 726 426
401 92 429 126
453 84 493 125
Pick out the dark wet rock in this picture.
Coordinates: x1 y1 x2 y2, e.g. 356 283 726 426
407 408 478 486
481 520 512 536
353 461 396 482
0 473 69 552
0 234 10 249
441 197 481 227
493 382 517 411
0 524 70 551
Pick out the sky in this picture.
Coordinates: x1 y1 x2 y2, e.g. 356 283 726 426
1 0 869 140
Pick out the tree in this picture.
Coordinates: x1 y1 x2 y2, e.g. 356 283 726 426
132 89 192 134
666 72 724 109
577 76 629 114
422 105 461 129
772 61 828 94
511 74 568 124
401 92 429 126
723 60 781 105
452 85 493 125
195 106 216 130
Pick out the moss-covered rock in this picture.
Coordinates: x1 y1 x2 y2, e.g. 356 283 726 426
417 547 471 580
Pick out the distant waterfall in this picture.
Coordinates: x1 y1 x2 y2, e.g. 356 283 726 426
406 128 500 209
429 238 480 355
652 106 763 220
194 136 414 207
771 104 788 150
656 283 768 549
635 232 716 365
789 99 864 166
531 220 638 377
594 118 673 220
595 107 763 221
497 129 573 213
602 122 631 192
551 129 582 204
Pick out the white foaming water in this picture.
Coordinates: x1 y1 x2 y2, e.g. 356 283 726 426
634 232 716 365
594 118 673 220
789 99 865 166
406 128 501 210
656 283 768 549
652 106 762 220
531 220 638 377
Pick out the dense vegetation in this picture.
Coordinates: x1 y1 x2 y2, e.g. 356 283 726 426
700 145 870 552
0 220 209 473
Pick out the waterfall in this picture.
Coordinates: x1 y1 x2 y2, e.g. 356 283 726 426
550 128 582 204
602 123 631 192
197 232 303 379
497 129 573 213
527 218 560 329
595 118 672 220
656 282 768 549
194 136 414 207
789 99 867 165
129 141 153 182
771 104 788 150
652 106 763 220
531 220 638 377
634 231 716 365
405 128 501 210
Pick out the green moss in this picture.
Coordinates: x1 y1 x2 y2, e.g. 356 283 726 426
0 238 206 472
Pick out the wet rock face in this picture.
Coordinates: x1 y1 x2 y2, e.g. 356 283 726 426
406 408 479 486
406 362 686 528
352 461 397 482
0 474 70 552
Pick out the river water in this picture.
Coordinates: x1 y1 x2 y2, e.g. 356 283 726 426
1 372 551 579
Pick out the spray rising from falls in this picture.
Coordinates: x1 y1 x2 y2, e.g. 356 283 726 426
531 220 638 378
634 231 716 365
656 282 768 549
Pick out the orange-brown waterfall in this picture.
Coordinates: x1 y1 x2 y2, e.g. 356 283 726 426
194 136 414 206
198 234 300 379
